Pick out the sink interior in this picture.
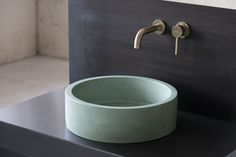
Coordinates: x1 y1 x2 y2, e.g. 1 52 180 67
72 77 172 107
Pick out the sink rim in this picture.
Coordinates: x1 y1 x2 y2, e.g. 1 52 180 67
65 75 177 110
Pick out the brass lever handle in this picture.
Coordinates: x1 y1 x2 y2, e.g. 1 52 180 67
171 22 190 55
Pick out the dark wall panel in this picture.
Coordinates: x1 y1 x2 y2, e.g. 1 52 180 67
0 147 28 157
69 0 236 122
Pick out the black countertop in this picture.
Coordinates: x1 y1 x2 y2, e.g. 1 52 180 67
0 88 236 157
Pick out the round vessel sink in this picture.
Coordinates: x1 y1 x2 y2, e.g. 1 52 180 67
65 75 177 143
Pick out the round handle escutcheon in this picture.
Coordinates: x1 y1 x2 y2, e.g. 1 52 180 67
172 25 184 38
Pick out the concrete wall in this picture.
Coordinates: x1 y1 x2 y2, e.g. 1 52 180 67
1 0 234 64
0 0 37 65
38 0 69 59
165 0 236 10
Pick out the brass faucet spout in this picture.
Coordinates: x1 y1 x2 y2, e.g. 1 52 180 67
134 19 165 49
134 26 160 49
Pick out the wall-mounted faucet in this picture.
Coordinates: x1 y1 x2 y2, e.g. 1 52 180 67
134 19 166 49
134 20 190 55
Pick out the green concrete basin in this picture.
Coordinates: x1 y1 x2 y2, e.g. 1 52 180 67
65 75 177 143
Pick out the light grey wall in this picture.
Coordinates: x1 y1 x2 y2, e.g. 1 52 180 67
38 0 69 59
165 0 236 10
0 0 37 65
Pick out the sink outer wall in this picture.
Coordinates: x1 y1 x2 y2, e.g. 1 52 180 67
65 76 177 143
